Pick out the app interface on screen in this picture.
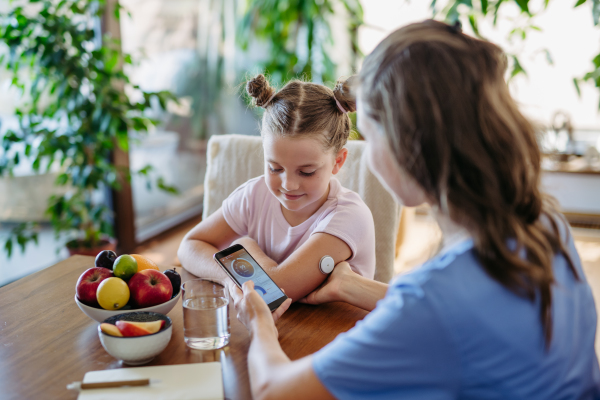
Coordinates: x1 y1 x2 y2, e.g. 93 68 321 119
220 249 285 304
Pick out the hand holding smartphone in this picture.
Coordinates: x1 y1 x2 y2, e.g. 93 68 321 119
214 244 288 312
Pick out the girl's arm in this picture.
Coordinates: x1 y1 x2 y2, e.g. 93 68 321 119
177 207 241 283
233 281 335 400
179 208 353 302
237 234 352 302
231 237 278 270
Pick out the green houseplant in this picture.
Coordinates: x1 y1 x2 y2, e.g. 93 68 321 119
0 0 177 257
238 0 364 139
238 0 364 86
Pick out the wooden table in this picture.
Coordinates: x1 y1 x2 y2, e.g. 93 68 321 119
0 256 368 399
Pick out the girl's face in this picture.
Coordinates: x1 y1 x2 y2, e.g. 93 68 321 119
263 133 347 216
356 94 428 207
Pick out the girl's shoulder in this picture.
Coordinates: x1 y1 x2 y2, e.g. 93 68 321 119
313 178 375 244
229 175 270 199
224 175 274 213
327 178 374 219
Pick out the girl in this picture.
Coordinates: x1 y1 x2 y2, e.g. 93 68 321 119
178 74 376 302
231 20 600 399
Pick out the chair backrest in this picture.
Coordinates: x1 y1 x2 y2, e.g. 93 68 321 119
203 134 400 283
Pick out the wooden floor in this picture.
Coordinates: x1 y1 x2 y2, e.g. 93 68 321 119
139 212 600 356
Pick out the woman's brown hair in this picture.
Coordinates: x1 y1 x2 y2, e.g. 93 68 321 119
246 74 356 153
358 20 578 345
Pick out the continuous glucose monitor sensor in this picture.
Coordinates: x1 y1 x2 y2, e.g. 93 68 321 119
319 255 335 274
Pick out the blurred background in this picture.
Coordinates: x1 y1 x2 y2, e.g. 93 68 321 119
1 0 600 288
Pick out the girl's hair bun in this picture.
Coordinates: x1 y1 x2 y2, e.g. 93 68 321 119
333 75 358 113
246 74 276 108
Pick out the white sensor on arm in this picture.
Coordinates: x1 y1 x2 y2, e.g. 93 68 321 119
319 255 335 274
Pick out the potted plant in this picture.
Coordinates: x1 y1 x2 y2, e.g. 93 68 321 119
238 0 364 86
0 0 177 257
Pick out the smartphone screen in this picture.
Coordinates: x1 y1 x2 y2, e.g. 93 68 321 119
214 244 288 311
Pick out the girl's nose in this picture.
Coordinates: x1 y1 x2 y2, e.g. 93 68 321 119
281 173 299 191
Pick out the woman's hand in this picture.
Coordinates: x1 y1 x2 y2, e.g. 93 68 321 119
299 261 355 305
231 281 292 335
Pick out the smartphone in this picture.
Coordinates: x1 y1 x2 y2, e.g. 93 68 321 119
214 244 288 312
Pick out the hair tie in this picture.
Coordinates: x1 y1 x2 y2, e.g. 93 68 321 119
448 20 462 34
262 91 277 108
334 98 348 114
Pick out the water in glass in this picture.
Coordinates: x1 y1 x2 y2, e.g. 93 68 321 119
183 296 230 349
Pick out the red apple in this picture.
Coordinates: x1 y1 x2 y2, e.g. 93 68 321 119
115 320 152 337
76 267 113 307
128 320 165 333
127 270 173 308
100 323 123 337
120 320 164 334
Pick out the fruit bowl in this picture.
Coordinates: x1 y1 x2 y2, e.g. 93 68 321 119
98 312 172 365
75 290 181 323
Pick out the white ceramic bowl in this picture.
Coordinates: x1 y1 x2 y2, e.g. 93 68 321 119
76 291 181 322
98 312 172 365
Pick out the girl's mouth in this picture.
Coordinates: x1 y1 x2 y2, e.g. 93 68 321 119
283 193 304 200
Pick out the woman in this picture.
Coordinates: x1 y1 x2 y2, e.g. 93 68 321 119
231 20 600 399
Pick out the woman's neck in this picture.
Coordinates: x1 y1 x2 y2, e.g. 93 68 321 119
432 207 470 250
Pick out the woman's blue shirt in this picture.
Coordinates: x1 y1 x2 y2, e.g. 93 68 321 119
313 224 600 399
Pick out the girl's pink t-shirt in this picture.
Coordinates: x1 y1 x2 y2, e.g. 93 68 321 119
221 176 376 278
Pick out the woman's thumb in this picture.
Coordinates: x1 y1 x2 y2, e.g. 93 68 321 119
242 280 255 294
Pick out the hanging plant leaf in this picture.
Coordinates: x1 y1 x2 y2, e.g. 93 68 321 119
593 0 600 25
514 0 531 14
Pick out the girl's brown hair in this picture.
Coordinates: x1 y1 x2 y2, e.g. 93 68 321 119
358 20 577 345
246 74 356 153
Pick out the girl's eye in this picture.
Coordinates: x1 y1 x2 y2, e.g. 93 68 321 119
269 166 282 173
300 171 316 177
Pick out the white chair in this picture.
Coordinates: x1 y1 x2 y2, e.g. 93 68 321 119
203 134 401 283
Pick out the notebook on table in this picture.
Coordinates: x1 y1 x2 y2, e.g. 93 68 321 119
77 362 223 400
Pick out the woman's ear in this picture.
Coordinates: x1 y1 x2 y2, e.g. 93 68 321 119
332 148 348 175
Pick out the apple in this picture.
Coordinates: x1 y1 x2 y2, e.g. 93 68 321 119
115 320 152 337
76 267 113 307
127 270 173 308
127 320 165 333
100 323 123 337
124 320 165 334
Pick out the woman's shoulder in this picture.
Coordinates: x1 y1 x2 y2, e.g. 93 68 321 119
386 238 508 323
391 239 476 292
390 223 590 325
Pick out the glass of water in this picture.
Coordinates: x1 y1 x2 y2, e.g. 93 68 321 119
181 279 230 350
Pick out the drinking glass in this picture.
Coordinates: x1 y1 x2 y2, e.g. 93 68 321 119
181 279 230 350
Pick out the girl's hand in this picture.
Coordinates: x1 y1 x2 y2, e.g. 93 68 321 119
299 261 355 305
231 281 292 335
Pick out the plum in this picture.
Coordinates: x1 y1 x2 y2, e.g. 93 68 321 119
95 250 117 270
164 269 181 297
